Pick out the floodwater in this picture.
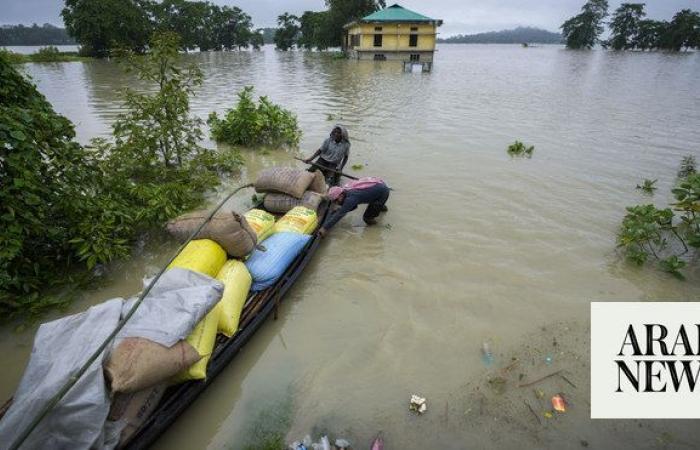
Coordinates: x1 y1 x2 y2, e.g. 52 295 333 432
2 44 700 449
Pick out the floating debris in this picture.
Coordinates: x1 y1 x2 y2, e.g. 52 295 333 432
409 394 428 414
552 394 567 412
335 438 351 449
371 434 384 450
544 355 553 365
481 340 495 366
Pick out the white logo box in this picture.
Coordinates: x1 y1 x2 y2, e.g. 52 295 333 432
591 302 700 419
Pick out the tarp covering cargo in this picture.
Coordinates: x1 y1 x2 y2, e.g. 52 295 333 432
0 269 223 450
166 211 257 257
244 209 276 242
168 239 227 278
263 191 324 214
215 260 253 337
272 206 319 235
255 167 315 199
245 232 311 291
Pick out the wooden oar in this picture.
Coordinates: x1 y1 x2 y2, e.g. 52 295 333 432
294 157 359 180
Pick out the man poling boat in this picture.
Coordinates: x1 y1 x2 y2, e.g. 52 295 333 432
302 125 351 186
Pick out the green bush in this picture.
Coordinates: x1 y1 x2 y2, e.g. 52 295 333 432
507 140 534 158
32 46 62 62
618 160 700 279
0 49 27 63
0 33 242 320
208 86 301 147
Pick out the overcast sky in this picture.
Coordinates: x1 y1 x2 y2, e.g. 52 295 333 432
2 0 699 36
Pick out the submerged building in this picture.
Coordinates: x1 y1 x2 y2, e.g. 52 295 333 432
343 4 442 65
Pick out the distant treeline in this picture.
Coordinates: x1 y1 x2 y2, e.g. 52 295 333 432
0 23 75 46
61 0 264 56
438 27 563 44
562 1 700 50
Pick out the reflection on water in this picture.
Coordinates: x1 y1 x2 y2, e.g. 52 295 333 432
3 44 700 449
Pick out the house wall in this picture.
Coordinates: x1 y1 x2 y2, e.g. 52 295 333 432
345 22 437 52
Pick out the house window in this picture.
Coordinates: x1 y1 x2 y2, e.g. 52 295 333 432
409 34 418 47
374 34 383 47
410 27 418 31
410 54 420 61
374 26 383 31
373 54 386 61
351 34 360 47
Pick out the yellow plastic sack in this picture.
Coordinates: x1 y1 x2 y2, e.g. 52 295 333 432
273 206 318 235
214 260 252 337
172 306 220 382
244 209 275 241
168 239 227 278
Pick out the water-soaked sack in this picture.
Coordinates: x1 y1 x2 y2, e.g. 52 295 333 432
244 209 276 241
255 167 315 199
308 170 327 194
168 239 228 278
263 191 324 214
215 260 252 337
166 210 257 257
108 384 166 447
272 206 319 235
105 338 201 394
245 232 311 291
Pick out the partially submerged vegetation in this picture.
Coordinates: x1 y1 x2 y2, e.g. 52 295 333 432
618 156 699 279
0 46 91 63
507 140 534 158
635 178 657 195
208 86 301 147
0 32 242 320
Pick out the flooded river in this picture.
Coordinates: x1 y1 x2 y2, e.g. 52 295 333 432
2 44 700 449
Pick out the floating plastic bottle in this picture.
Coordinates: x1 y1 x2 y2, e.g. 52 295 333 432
481 341 494 366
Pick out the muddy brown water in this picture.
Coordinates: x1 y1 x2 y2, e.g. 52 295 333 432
2 44 700 449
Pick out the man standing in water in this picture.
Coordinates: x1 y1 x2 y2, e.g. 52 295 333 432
304 125 350 186
318 177 390 237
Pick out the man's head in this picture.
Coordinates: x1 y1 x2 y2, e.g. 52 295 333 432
327 186 345 204
331 126 342 143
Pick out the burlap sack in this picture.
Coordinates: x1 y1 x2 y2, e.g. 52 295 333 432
105 337 201 394
166 210 257 257
264 191 325 214
308 170 327 194
255 167 315 199
108 384 166 446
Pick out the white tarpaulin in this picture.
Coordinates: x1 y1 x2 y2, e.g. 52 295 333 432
0 268 223 450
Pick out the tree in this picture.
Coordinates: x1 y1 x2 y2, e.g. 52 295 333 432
664 9 700 51
298 11 332 50
560 0 609 49
609 3 646 50
0 24 75 46
633 19 668 50
274 13 299 51
61 0 152 56
323 0 385 47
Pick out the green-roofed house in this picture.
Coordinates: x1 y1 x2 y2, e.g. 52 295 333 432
343 4 442 64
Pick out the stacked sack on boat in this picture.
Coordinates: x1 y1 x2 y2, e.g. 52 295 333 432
103 210 266 445
244 166 323 291
255 167 327 213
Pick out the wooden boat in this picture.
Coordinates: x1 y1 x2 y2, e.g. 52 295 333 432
0 199 330 450
121 200 330 450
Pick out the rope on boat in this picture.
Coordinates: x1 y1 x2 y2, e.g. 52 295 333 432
9 183 254 450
